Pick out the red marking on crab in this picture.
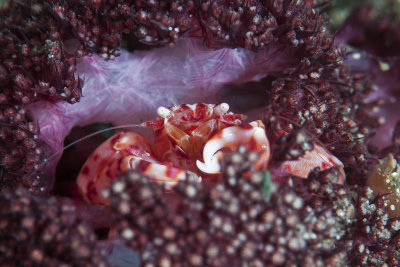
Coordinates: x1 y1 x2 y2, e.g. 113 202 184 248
86 181 98 203
77 103 345 205
81 166 90 176
77 132 157 204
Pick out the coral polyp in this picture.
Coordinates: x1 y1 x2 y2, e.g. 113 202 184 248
0 188 109 266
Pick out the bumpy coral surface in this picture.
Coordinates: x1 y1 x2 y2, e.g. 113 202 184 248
0 188 109 266
108 148 349 266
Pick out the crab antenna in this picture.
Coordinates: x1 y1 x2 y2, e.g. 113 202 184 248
25 122 146 180
60 123 146 152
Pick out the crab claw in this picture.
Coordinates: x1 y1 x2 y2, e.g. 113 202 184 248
196 120 270 174
77 132 154 205
77 132 200 205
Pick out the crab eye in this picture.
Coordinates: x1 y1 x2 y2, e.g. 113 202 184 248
157 106 172 118
215 102 230 115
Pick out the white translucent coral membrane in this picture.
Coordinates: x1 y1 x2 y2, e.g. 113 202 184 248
27 37 297 182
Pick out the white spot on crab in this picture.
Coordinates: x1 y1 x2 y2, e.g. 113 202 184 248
215 102 230 115
157 106 172 118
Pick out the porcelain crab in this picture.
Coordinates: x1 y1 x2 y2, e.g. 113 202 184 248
77 103 344 205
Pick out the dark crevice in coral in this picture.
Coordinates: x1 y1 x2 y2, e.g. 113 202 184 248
53 124 113 197
216 77 271 114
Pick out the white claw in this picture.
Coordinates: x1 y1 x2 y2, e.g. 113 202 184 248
196 121 269 174
196 151 224 174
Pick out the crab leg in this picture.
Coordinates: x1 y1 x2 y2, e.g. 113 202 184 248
280 143 345 183
121 155 199 190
